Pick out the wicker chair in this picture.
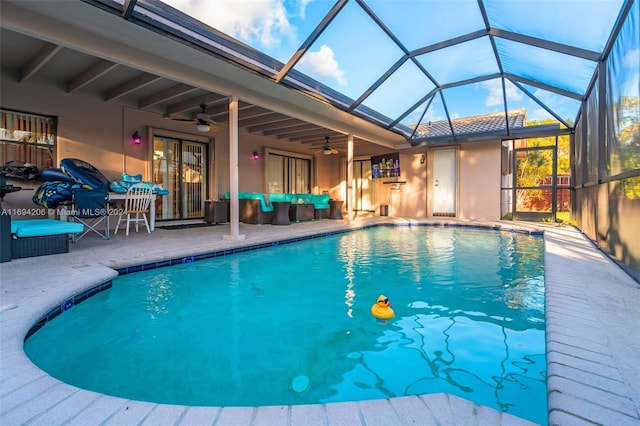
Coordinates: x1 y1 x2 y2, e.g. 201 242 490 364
238 198 274 224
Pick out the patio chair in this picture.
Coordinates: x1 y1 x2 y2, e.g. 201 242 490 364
114 183 153 235
69 186 110 241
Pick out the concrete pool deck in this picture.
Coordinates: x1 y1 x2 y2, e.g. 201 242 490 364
1 217 639 425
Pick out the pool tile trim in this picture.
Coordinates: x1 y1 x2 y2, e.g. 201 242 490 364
24 280 113 341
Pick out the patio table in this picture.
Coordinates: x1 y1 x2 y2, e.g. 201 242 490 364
271 201 291 225
289 203 314 222
328 200 343 219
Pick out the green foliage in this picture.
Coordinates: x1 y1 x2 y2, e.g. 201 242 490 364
515 120 572 211
610 96 640 192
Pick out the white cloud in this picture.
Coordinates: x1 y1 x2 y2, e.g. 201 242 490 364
621 72 639 99
479 79 522 107
621 48 640 69
531 88 565 111
298 44 347 86
528 107 552 122
163 0 295 48
294 0 312 19
527 88 584 122
422 109 444 123
611 49 639 101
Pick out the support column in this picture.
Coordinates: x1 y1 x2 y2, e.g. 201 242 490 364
346 133 354 220
224 95 245 241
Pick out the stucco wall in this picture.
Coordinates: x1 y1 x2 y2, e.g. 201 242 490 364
458 140 501 220
2 73 503 222
383 150 428 217
2 77 129 181
0 73 339 211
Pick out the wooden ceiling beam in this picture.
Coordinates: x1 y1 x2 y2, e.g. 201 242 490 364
105 72 161 101
247 118 305 133
19 42 61 82
264 123 321 137
138 83 198 108
67 59 117 93
165 93 228 115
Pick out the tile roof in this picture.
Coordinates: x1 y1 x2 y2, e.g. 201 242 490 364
416 108 527 139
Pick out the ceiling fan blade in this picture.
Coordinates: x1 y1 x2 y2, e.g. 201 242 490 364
165 115 195 122
165 104 224 132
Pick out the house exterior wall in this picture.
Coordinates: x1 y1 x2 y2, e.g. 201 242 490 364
422 141 501 220
0 74 329 207
380 150 428 217
458 140 501 220
2 73 502 222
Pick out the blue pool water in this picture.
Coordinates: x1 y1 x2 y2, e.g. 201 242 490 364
25 226 547 424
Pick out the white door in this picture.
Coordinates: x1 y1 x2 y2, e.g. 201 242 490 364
432 148 457 216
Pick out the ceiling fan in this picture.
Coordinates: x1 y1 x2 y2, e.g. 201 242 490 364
165 103 218 132
321 136 339 155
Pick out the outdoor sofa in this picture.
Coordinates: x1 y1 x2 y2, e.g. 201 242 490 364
222 192 330 224
268 193 330 219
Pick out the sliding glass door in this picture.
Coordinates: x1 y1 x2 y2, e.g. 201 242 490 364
266 152 311 193
153 136 208 221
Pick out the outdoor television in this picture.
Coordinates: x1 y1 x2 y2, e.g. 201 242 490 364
371 152 400 178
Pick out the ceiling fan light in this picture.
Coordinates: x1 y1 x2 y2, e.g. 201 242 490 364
323 136 333 155
197 123 211 132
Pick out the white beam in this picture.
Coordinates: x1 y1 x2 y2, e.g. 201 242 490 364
105 73 161 101
67 59 117 93
138 84 198 108
224 95 245 241
347 134 354 220
19 42 61 82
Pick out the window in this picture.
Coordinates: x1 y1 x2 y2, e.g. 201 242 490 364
266 150 311 193
0 109 56 171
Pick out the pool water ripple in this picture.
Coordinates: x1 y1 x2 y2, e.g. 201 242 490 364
24 226 547 424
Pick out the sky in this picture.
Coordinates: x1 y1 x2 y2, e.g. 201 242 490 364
160 0 632 130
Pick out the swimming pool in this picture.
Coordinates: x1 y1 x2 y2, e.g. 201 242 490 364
24 225 547 424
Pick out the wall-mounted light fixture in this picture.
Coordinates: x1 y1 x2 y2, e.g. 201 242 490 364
132 131 141 144
251 151 260 160
420 154 426 164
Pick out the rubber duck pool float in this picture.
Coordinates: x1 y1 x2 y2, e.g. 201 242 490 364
371 294 395 320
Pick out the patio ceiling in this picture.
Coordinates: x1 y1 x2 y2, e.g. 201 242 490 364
0 0 633 150
0 1 403 154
